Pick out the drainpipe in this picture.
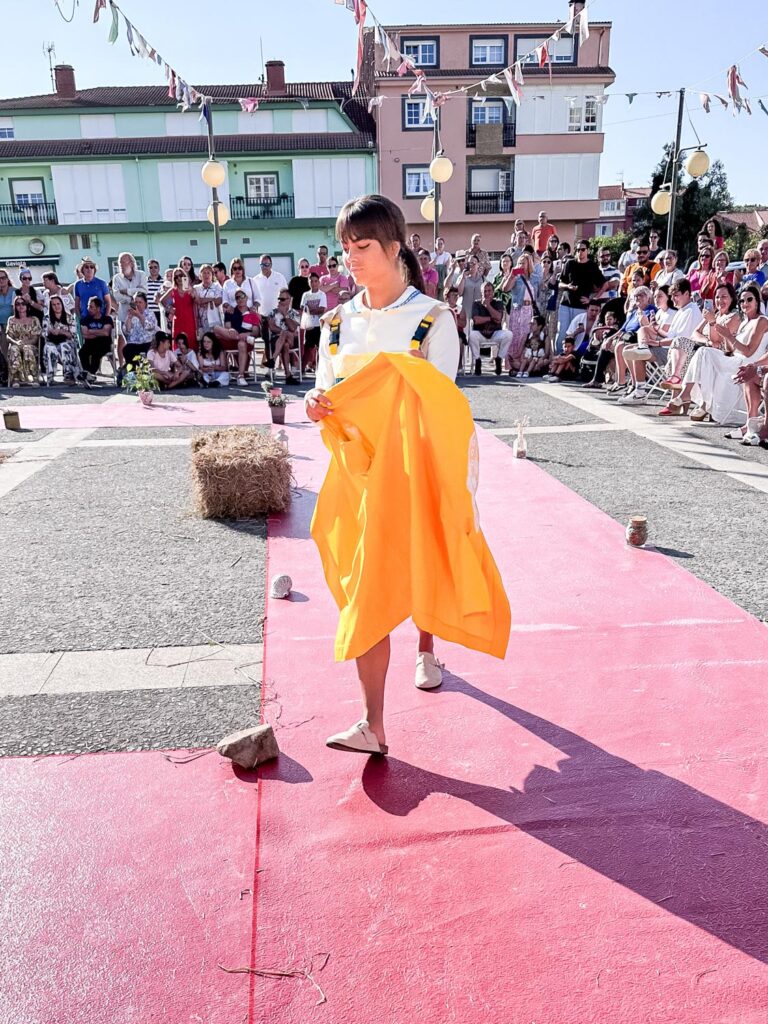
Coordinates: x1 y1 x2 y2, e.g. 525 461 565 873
134 157 152 260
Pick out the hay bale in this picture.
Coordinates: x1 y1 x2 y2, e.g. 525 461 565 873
191 427 292 519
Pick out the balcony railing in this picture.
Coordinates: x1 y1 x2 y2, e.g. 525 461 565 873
465 190 514 216
466 122 516 148
230 195 295 221
0 202 58 227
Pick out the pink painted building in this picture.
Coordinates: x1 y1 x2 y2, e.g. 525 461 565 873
365 1 614 253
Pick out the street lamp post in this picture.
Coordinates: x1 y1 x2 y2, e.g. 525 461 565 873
200 104 229 263
421 106 453 250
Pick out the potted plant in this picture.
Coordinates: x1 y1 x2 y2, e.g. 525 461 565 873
266 391 288 425
121 353 159 406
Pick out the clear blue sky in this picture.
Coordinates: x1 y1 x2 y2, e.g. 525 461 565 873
4 0 766 204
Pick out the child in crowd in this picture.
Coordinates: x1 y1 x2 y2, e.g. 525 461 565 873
175 333 203 386
516 314 548 378
147 331 191 389
199 331 230 387
543 338 579 383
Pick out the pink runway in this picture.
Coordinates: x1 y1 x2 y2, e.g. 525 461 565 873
7 398 273 430
1 416 767 1023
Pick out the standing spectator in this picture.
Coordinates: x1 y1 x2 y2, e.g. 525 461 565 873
648 230 662 260
531 211 557 256
445 286 467 362
111 252 148 327
702 218 725 251
506 254 538 371
597 247 621 296
688 249 715 300
557 241 607 349
493 253 516 312
15 268 44 322
554 241 571 278
469 281 512 376
0 268 15 383
320 256 353 308
178 255 199 287
74 260 111 322
504 229 529 264
538 252 560 343
408 233 421 252
288 259 311 311
157 269 175 333
430 237 452 294
212 261 229 289
655 250 685 288
6 296 41 386
299 272 328 373
42 294 79 385
252 255 288 323
78 297 114 380
268 289 300 383
41 273 75 316
619 238 660 296
457 254 485 318
309 244 329 277
545 234 560 262
121 292 158 367
617 238 639 272
222 259 258 315
418 250 439 299
159 270 196 349
213 289 260 386
467 233 491 278
193 263 224 339
144 260 164 317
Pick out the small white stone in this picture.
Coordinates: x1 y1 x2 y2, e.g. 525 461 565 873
270 573 292 599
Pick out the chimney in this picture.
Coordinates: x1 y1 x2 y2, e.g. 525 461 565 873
54 64 76 99
265 60 286 96
568 0 586 15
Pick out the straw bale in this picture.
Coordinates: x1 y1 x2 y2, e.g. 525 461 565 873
191 427 292 519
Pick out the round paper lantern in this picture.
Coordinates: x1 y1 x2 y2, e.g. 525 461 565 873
685 149 710 178
201 159 227 188
650 190 672 216
207 202 230 227
429 155 454 183
420 195 443 221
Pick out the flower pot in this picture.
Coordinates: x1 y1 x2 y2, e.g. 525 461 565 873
268 387 282 398
270 405 286 425
3 409 21 431
138 390 154 407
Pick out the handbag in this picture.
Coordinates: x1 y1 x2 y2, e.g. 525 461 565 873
521 276 541 317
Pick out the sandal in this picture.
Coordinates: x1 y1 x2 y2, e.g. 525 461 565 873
326 720 388 756
661 375 682 389
689 407 711 422
658 400 690 416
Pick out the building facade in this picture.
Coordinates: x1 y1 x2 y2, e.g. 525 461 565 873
367 3 614 252
0 62 376 284
583 184 652 238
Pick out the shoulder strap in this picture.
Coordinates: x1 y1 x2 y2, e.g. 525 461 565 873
409 302 446 351
322 304 344 355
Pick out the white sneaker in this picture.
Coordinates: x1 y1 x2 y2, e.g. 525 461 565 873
617 388 648 405
326 720 388 755
741 418 763 445
522 371 530 378
415 651 444 690
237 376 247 387
543 374 559 383
516 371 523 378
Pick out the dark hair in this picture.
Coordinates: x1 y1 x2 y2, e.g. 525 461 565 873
673 278 691 296
175 331 188 345
636 236 650 248
547 235 559 246
88 296 103 311
201 330 221 357
335 194 425 293
47 294 68 323
714 282 738 311
705 218 723 236
740 283 762 311
559 241 571 254
178 256 199 284
43 272 60 286
213 261 226 274
575 239 590 250
309 272 320 281
154 330 170 346
447 286 459 295
13 296 28 315
655 283 671 307
134 290 147 304
531 314 546 328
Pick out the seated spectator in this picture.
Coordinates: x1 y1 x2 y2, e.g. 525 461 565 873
213 289 260 387
445 286 467 368
515 315 549 378
175 334 203 387
619 237 659 296
711 249 733 290
299 272 327 373
199 331 230 387
617 279 700 405
268 290 301 384
584 287 655 392
418 250 439 299
6 295 41 387
733 355 768 445
320 256 353 308
121 292 158 367
580 309 621 389
564 298 603 356
655 250 685 288
660 282 738 393
42 294 80 386
15 268 45 322
469 281 513 376
543 338 579 382
668 284 768 423
147 331 190 389
78 297 115 380
738 249 766 291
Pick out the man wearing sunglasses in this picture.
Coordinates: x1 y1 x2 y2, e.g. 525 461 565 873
557 240 611 350
619 237 660 297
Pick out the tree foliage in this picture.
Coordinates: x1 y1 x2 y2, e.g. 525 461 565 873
632 145 733 262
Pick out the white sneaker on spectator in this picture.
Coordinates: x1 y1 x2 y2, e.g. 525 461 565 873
237 376 247 387
617 387 648 405
741 417 762 445
543 374 559 382
522 371 530 378
516 371 523 378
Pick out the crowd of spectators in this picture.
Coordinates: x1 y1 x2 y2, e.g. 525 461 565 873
1 215 768 445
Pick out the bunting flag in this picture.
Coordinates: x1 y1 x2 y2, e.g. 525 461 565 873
420 89 436 124
135 32 149 59
167 69 176 100
760 46 768 58
565 3 576 34
726 64 747 114
396 59 411 77
125 20 137 55
351 0 367 96
367 95 385 113
536 44 548 69
700 92 711 112
407 73 427 96
744 98 752 115
238 97 260 113
626 93 637 104
578 7 590 45
199 99 212 127
93 0 106 22
714 94 729 109
107 0 119 43
514 63 525 86
759 99 768 116
503 66 523 106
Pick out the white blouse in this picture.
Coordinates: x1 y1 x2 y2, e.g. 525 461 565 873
315 286 460 392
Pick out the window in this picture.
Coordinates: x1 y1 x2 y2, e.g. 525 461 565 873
79 114 117 138
472 100 505 124
237 111 275 134
0 117 14 139
568 96 599 133
246 173 279 200
69 232 92 249
292 109 328 132
471 37 506 65
595 223 613 237
11 179 45 208
403 97 433 128
165 113 205 136
404 167 431 197
516 35 575 64
401 38 438 68
599 199 625 215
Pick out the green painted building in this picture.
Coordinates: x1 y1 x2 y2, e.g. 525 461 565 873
0 62 377 284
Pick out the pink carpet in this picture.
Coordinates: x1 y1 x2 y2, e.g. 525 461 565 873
7 398 274 429
1 424 767 1023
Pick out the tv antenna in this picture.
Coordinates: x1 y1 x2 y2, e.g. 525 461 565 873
43 42 57 91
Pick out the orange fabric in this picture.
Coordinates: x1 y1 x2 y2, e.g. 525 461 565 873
311 352 511 662
620 260 660 296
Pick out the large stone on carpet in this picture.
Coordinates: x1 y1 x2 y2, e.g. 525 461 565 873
217 724 280 768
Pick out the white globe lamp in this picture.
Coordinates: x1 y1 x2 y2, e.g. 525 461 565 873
207 202 230 227
429 155 454 184
420 195 442 221
201 159 227 189
685 149 710 178
650 190 672 216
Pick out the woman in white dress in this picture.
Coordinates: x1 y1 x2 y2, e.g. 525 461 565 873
305 194 459 756
671 284 768 424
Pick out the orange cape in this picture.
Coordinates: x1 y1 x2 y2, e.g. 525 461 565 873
310 353 511 661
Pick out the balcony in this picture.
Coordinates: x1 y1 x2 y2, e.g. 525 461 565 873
0 202 58 227
465 190 514 216
466 122 516 148
230 195 295 221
